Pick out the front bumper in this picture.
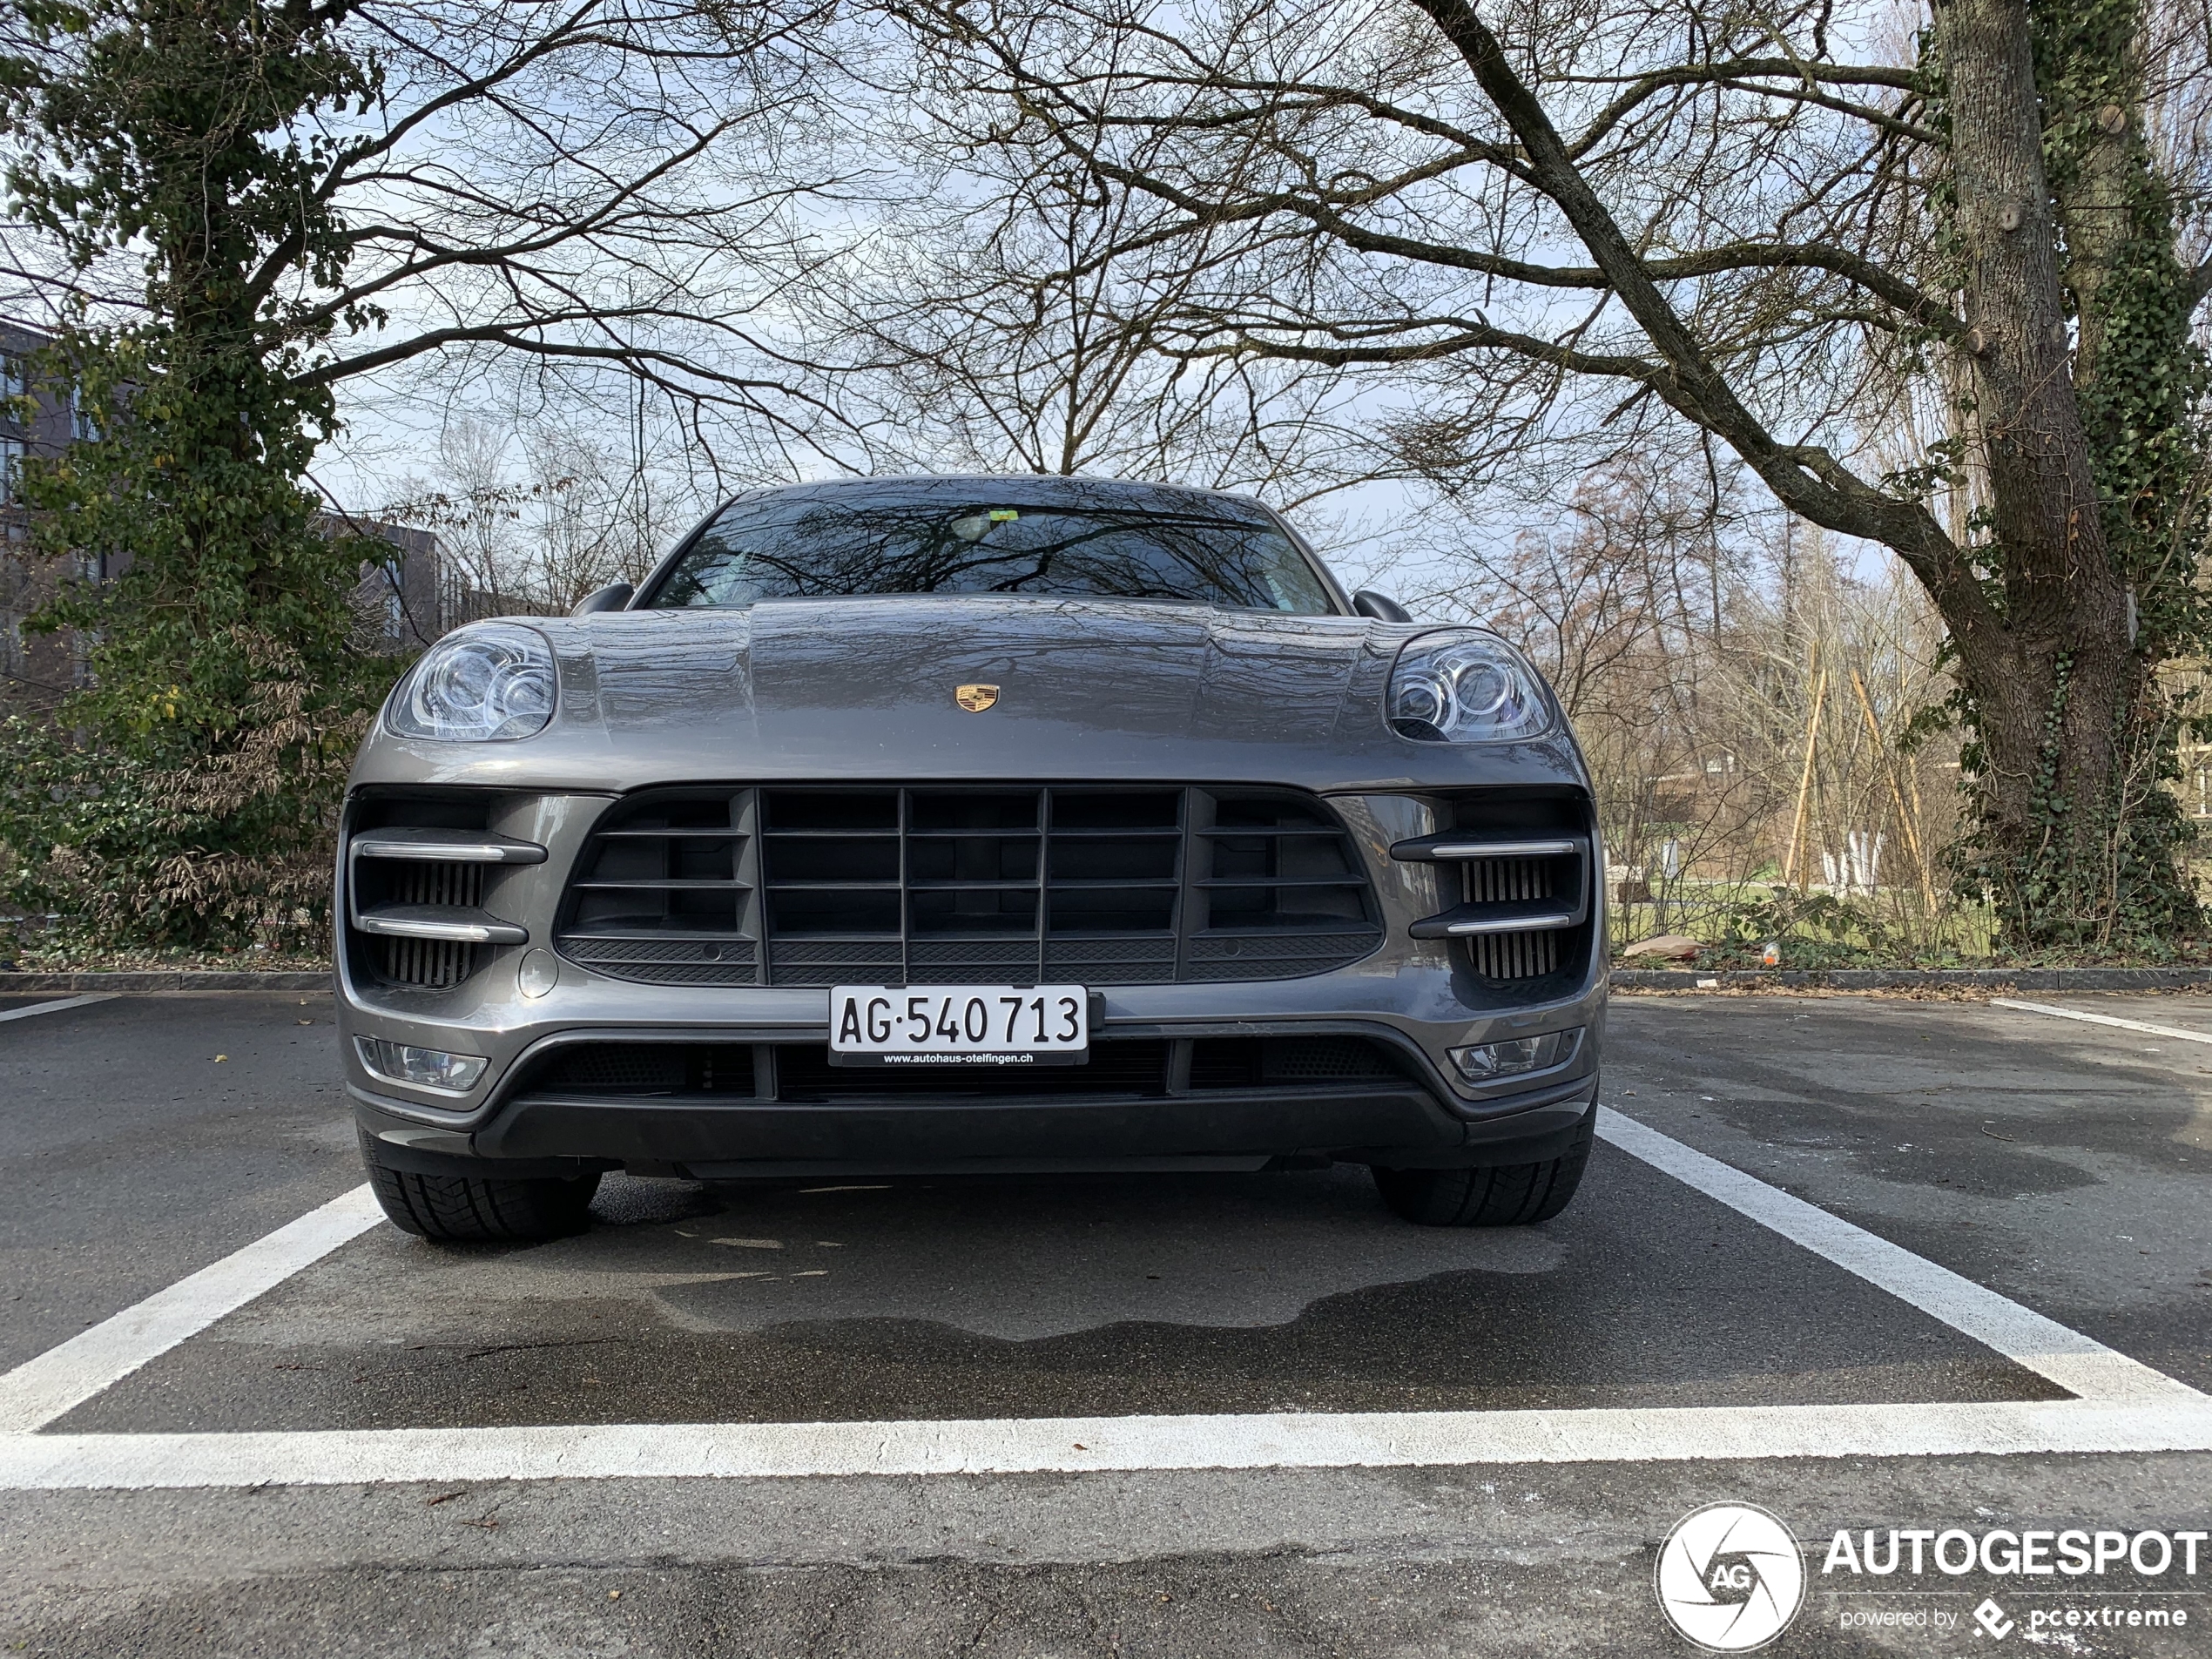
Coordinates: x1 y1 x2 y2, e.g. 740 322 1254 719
348 994 1602 1177
339 790 1607 1177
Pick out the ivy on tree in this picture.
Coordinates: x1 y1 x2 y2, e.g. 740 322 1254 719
0 0 392 948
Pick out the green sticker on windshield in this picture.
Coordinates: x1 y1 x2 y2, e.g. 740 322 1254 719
988 509 1019 522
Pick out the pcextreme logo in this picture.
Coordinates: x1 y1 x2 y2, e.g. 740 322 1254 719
1656 1502 1808 1651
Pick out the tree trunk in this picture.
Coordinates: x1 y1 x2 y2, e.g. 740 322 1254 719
1931 0 2150 942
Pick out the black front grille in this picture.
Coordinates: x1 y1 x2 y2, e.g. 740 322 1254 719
556 785 1384 988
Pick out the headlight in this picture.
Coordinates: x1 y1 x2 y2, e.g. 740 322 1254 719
1386 631 1551 742
388 623 556 742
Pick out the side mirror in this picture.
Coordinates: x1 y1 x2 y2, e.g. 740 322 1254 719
1352 590 1412 624
572 582 634 616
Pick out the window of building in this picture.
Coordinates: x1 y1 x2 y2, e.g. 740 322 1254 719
0 435 25 504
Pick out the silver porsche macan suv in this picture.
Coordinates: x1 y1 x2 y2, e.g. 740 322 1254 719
339 475 1606 1240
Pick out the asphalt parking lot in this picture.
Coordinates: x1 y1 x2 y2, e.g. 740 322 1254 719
3 989 2210 1656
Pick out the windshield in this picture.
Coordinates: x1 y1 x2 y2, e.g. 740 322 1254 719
644 494 1338 614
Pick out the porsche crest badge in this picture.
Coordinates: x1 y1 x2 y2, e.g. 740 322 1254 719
954 683 1000 712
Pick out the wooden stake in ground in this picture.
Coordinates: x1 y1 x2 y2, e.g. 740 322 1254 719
1784 652 1828 889
1851 667 1937 916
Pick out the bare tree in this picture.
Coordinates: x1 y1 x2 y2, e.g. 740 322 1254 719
0 0 862 455
1421 453 1966 956
892 0 2212 945
806 82 1402 502
381 412 707 616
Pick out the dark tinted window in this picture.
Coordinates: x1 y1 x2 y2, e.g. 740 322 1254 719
646 494 1336 614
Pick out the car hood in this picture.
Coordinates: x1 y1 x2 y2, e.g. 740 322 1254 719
353 595 1592 795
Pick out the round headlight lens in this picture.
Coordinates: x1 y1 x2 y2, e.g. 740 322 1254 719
388 623 557 742
1386 631 1552 743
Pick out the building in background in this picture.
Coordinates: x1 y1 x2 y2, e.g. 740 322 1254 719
334 515 550 648
334 516 443 652
2 317 499 715
1 318 91 713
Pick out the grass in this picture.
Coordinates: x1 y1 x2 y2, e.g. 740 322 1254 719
0 934 329 974
1609 876 2212 969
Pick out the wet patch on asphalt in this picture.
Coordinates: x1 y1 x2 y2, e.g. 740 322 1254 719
51 1149 2066 1433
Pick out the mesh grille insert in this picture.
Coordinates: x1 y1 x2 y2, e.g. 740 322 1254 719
772 1040 1176 1099
525 1042 757 1095
506 1037 1414 1103
1189 1035 1406 1089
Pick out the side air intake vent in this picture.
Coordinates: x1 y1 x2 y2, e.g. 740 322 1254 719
344 799 542 988
556 785 1384 988
373 862 483 988
1392 816 1590 984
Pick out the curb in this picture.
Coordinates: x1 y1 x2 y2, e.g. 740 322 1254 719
0 970 331 992
1609 967 2212 992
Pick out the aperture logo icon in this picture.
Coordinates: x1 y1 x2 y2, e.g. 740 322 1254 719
1656 1502 1807 1651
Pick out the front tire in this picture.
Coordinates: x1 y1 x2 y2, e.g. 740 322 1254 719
1372 1111 1592 1226
361 1136 600 1243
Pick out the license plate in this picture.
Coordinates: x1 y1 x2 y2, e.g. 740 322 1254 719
828 984 1089 1067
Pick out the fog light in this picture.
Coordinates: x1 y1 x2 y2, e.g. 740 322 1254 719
1448 1027 1581 1082
354 1035 488 1094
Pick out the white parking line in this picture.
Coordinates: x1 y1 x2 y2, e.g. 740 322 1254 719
0 1186 382 1433
1594 1108 2201 1404
0 994 117 1025
0 1110 2201 1488
3 1399 2212 1489
1990 997 2212 1048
